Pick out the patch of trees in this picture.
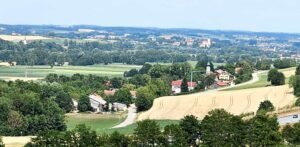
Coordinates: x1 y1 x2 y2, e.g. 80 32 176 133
26 109 290 146
0 80 66 136
268 69 285 86
273 59 296 69
256 59 272 70
282 123 300 145
235 61 254 84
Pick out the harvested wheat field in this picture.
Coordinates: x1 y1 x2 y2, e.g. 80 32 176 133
138 69 296 121
0 35 49 41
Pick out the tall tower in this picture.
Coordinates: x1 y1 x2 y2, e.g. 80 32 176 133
206 62 211 75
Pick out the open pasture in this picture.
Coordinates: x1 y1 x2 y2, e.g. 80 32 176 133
0 64 141 80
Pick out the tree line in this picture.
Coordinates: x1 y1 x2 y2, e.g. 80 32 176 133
23 108 300 147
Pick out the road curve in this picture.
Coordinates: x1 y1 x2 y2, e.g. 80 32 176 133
112 104 137 128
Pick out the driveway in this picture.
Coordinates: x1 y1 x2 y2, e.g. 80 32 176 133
112 104 137 128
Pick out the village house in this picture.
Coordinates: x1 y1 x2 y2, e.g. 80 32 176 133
171 80 197 94
89 94 107 112
215 69 232 81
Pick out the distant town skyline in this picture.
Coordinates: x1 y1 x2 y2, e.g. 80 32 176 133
1 0 300 33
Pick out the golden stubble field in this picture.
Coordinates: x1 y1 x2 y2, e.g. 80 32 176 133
138 70 296 120
0 35 49 41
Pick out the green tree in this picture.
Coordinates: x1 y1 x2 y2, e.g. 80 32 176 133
149 64 164 78
289 75 296 88
282 123 300 145
108 131 130 147
113 88 132 105
147 78 171 97
55 90 73 113
244 114 282 146
139 63 152 74
163 124 187 146
111 77 123 89
257 100 275 113
201 109 245 147
181 78 189 93
295 98 300 106
133 120 162 146
268 68 285 86
135 87 155 112
294 76 300 97
179 115 200 145
78 95 93 112
204 74 216 87
224 63 235 75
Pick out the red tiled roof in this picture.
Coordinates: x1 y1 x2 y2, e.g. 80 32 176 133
172 80 182 87
171 80 197 88
188 82 197 87
217 81 228 86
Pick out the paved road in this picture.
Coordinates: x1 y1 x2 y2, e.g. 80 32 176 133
112 104 137 128
278 113 300 125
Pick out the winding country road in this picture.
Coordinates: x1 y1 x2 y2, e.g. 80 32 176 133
112 104 137 128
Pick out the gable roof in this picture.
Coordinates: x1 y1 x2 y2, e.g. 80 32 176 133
89 94 106 105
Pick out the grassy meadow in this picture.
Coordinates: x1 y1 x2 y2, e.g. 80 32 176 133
66 113 179 134
0 64 141 80
224 67 296 91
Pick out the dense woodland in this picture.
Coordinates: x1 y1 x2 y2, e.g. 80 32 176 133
0 38 283 66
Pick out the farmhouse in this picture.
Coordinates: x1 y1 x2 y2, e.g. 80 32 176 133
215 69 233 81
171 80 197 94
89 94 107 112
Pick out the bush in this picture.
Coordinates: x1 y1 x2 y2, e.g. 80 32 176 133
257 100 275 113
0 137 4 147
268 69 285 86
295 98 300 107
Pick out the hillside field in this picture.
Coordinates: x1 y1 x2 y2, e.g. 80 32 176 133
0 64 141 80
138 68 296 120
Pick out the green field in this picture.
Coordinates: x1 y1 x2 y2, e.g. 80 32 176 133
0 64 141 80
224 67 295 91
223 73 270 91
66 113 179 134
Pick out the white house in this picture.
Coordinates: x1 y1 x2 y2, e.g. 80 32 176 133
171 80 197 94
89 94 107 112
215 69 232 81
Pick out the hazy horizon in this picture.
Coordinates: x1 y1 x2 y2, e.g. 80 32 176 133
1 0 300 33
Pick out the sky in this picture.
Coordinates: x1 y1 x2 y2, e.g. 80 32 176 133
1 0 300 33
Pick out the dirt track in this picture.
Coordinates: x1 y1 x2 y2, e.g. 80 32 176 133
138 70 296 120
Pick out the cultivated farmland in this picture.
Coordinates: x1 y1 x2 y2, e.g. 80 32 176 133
0 35 49 41
138 69 296 120
0 64 141 80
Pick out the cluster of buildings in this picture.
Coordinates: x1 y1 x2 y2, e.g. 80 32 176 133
72 89 136 113
171 63 234 94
